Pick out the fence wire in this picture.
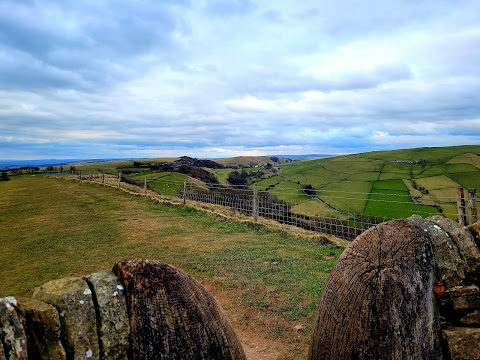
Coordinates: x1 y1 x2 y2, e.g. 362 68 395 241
45 172 478 241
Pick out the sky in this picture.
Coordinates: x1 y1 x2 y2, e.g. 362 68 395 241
1 0 480 160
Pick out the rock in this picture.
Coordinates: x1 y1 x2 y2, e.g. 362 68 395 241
443 327 480 360
113 258 247 360
468 222 480 248
458 309 480 326
19 298 66 360
308 219 443 360
0 297 28 360
442 285 480 311
85 271 129 360
32 277 100 360
429 216 480 282
293 324 303 332
0 336 6 360
409 215 465 288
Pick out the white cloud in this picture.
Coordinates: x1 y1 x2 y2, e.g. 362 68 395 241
0 0 480 159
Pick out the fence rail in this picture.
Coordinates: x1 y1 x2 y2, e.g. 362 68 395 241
44 172 478 241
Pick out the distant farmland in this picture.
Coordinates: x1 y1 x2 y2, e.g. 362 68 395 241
38 144 480 222
276 145 480 220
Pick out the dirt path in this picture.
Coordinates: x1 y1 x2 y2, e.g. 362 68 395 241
202 281 298 360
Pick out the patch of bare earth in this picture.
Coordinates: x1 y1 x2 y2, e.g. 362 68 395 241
203 281 306 360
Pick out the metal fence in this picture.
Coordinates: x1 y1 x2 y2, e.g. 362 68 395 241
45 172 478 241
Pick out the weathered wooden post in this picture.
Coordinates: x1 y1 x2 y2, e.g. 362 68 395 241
144 176 147 195
468 188 478 225
308 219 443 359
117 172 121 189
183 180 187 205
253 185 258 221
102 172 105 184
457 187 467 225
113 259 247 360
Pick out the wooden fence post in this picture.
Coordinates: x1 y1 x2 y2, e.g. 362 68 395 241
457 187 466 226
102 173 105 184
253 185 258 221
118 172 122 189
183 181 187 205
468 188 478 225
144 176 147 195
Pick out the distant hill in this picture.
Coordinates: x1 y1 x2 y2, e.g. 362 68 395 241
275 144 480 220
216 156 293 167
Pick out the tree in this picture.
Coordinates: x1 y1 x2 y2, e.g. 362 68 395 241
303 184 316 197
227 171 247 186
1 171 9 181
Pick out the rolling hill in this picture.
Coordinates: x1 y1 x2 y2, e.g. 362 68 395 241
274 145 480 220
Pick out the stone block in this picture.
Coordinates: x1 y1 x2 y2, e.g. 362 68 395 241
409 215 465 288
19 298 66 360
442 285 480 311
85 271 129 360
32 277 100 360
0 297 28 359
0 336 6 360
430 216 480 281
458 309 480 326
443 327 480 360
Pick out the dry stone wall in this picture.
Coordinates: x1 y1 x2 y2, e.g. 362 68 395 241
0 260 245 360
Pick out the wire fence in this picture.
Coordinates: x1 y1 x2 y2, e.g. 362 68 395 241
44 171 478 241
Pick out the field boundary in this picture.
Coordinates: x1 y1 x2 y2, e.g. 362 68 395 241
44 171 478 241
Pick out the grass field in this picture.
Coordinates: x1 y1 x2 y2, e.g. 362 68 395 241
216 156 274 167
131 172 209 196
278 145 480 220
0 176 343 359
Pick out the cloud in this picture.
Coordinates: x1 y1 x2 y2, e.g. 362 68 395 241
0 0 480 159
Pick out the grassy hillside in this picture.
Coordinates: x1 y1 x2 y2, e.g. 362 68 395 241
278 145 480 219
216 156 275 167
0 175 342 359
130 171 209 196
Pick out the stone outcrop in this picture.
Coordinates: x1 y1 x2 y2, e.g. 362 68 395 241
32 277 100 360
85 271 129 360
113 259 246 360
430 215 480 282
0 297 28 360
20 298 66 360
442 327 480 360
409 215 465 287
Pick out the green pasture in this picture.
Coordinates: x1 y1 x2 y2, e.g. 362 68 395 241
291 200 339 218
448 172 480 191
0 176 343 359
448 153 480 168
278 145 480 219
364 188 440 219
317 181 372 214
417 163 478 178
138 172 207 197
